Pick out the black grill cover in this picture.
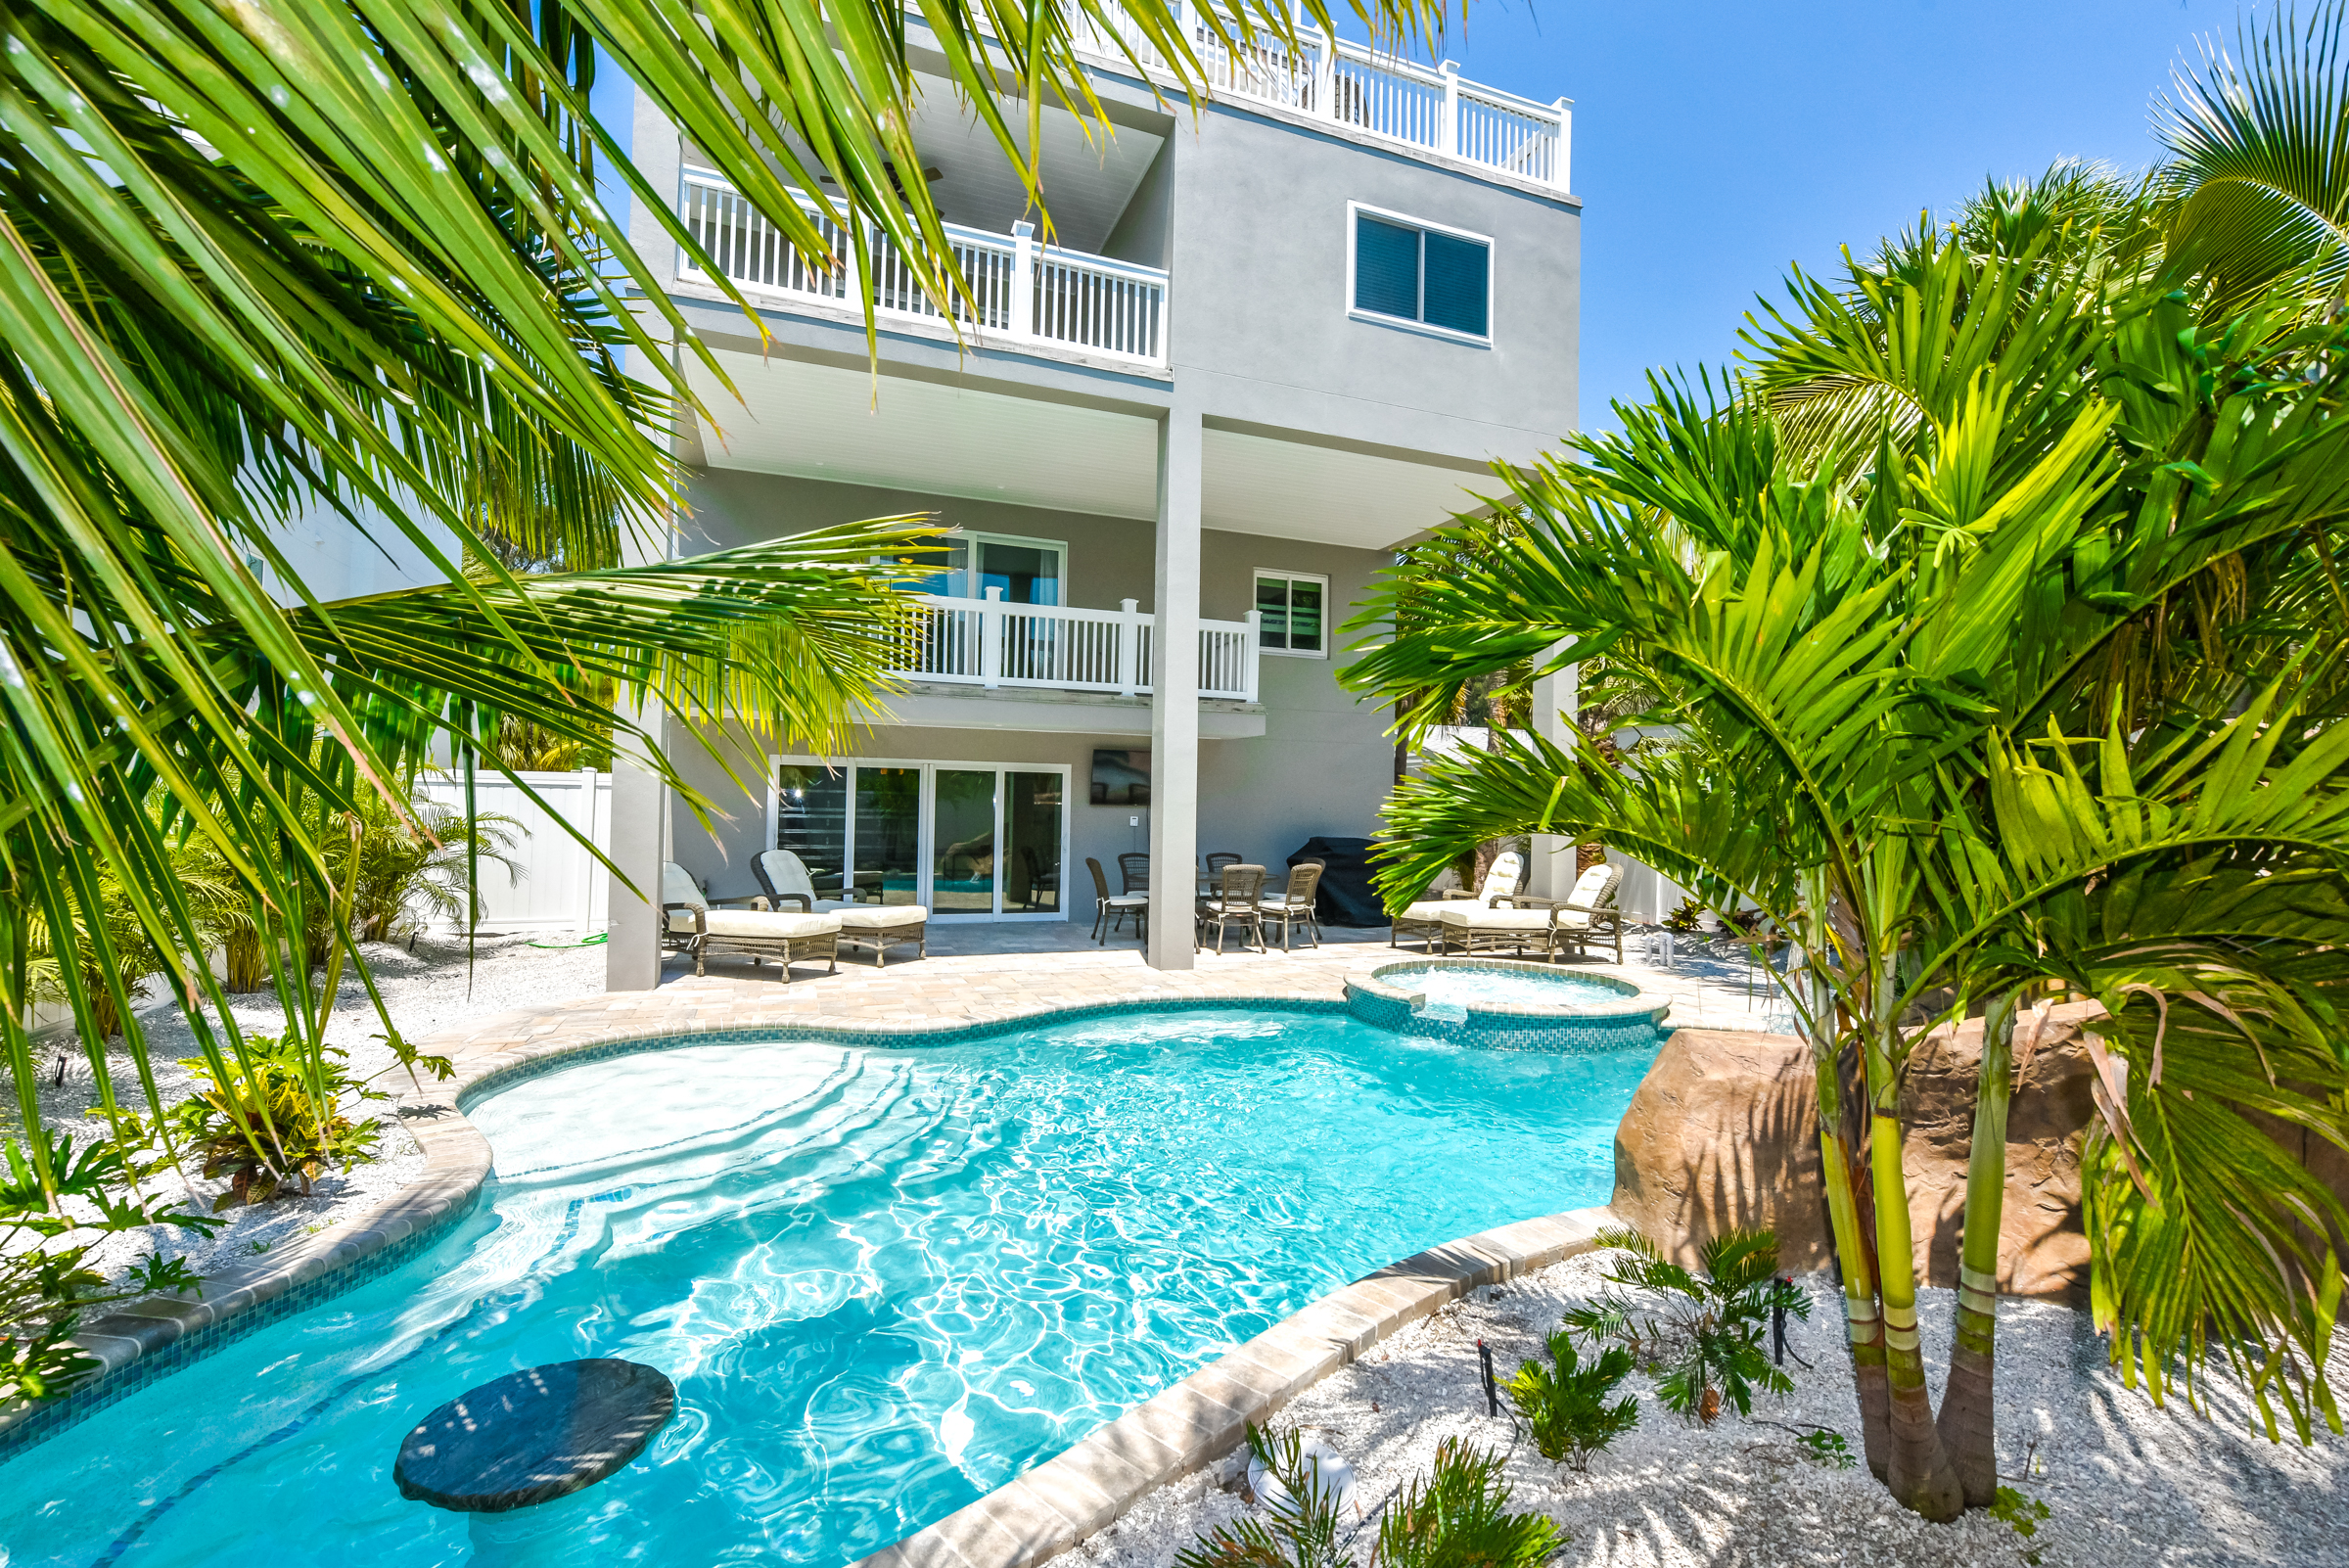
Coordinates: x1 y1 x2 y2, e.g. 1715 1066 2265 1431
1288 837 1384 927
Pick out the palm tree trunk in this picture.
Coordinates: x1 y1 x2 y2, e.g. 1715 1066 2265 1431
1865 1048 1964 1521
1937 991 2018 1507
1816 1054 1892 1480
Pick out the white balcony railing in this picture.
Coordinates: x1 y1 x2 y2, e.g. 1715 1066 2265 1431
897 590 1261 702
1078 5 1569 189
677 171 1170 367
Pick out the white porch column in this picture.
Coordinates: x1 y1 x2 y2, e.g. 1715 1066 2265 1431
604 723 668 991
1525 641 1579 901
608 334 681 991
1147 403 1203 969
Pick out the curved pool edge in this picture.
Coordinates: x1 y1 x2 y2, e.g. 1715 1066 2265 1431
0 990 1405 1465
1351 955 1674 1024
852 1204 1617 1568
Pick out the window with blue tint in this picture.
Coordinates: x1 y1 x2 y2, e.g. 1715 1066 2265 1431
1421 230 1490 338
1353 215 1421 320
1350 208 1491 342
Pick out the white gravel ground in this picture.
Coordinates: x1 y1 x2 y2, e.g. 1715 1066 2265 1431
11 931 608 1298
1067 1250 2349 1568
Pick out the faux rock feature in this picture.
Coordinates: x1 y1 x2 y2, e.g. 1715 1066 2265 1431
1610 1010 2100 1296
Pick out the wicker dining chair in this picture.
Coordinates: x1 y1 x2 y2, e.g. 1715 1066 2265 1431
1118 852 1150 895
1086 856 1149 945
1260 860 1324 951
1204 852 1243 881
1196 863 1267 954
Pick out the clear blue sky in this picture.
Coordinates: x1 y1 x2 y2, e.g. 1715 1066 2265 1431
592 0 2251 436
1421 0 2244 433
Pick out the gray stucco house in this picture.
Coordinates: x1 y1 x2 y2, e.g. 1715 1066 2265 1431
607 12 1582 980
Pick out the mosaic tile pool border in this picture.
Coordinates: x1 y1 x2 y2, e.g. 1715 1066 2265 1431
0 991 1432 1466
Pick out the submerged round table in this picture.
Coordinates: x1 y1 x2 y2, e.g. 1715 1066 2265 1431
394 1358 675 1514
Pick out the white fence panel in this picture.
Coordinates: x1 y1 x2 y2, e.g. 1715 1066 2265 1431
420 769 612 933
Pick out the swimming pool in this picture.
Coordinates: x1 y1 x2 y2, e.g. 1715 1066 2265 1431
5 1003 1662 1568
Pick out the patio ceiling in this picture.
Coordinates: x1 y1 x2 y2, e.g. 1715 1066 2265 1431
686 348 1506 549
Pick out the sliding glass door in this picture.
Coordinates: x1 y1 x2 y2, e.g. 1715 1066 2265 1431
772 759 1068 920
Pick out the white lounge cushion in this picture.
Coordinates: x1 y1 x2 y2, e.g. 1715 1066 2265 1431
661 861 707 912
1476 852 1525 904
678 909 840 939
837 904 927 931
1439 905 1554 932
1556 864 1622 928
1396 900 1453 923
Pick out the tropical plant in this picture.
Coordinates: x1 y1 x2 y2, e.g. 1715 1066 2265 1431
1343 9 2349 1521
1373 1439 1562 1568
1563 1228 1806 1425
1178 1427 1561 1568
1178 1426 1347 1568
1 1129 218 1402
343 791 525 945
26 867 170 1041
126 1035 385 1211
1503 1325 1638 1469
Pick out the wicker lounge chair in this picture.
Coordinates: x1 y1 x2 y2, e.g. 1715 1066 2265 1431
753 849 927 966
1391 850 1523 950
662 861 840 979
1196 863 1267 953
1087 856 1149 944
1260 861 1324 950
1546 861 1627 961
1437 861 1624 963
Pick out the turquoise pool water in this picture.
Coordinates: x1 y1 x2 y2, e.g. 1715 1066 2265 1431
6 1004 1660 1567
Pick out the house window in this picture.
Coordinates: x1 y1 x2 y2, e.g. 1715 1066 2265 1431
1255 571 1328 658
1348 205 1492 343
887 530 1065 604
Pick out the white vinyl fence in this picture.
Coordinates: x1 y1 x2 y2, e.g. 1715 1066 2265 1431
419 769 612 934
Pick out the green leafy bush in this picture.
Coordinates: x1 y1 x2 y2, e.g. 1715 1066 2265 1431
1504 1326 1638 1470
1 1130 218 1402
139 1035 386 1210
1177 1428 1561 1568
1796 1428 1855 1468
1990 1487 2050 1540
1563 1225 1810 1424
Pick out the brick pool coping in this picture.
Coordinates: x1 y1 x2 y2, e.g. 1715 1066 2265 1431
0 941 1718 1464
851 1204 1615 1568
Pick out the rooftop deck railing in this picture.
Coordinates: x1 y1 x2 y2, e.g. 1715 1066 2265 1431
1077 4 1570 189
677 170 1170 368
897 590 1261 703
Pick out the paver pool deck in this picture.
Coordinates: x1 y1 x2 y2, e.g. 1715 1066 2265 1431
427 923 1783 1062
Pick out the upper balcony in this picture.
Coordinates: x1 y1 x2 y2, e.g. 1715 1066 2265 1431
1074 7 1571 193
678 169 1170 369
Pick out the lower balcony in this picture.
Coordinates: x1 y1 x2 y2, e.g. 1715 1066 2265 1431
896 591 1260 702
676 170 1169 369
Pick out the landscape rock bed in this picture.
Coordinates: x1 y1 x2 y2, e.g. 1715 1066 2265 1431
1065 1248 2349 1568
15 931 607 1296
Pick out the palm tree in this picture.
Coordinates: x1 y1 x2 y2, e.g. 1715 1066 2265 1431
1343 23 2349 1512
0 0 1451 1393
